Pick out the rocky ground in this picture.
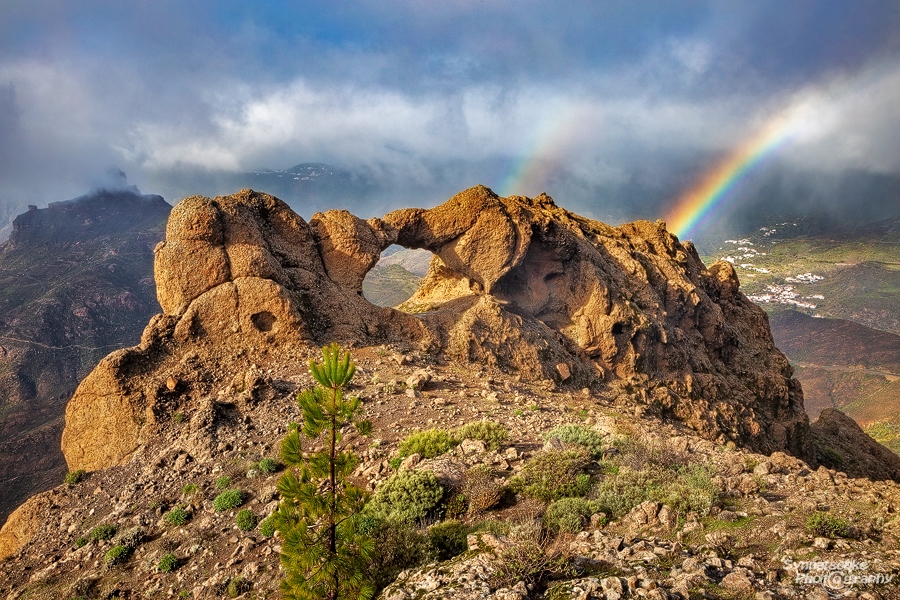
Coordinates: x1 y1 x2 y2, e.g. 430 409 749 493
1 345 898 600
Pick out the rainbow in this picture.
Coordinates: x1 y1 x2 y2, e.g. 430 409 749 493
667 99 815 240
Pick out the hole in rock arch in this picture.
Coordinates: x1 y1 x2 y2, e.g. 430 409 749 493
362 245 431 308
250 311 276 332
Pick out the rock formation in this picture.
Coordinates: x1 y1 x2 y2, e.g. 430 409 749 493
61 186 810 473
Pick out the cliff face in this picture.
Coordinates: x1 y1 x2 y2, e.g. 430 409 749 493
0 189 170 524
61 186 809 472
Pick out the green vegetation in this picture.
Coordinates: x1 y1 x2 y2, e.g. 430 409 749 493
172 411 185 424
806 512 850 538
64 469 87 485
103 544 131 567
89 524 117 542
427 520 472 561
489 524 575 589
367 469 444 524
544 424 605 458
257 457 278 474
214 475 232 490
544 498 604 533
158 553 179 572
455 421 508 450
74 537 88 549
259 515 276 537
236 509 257 531
271 344 375 599
165 506 190 526
508 449 592 502
227 576 251 598
182 483 200 497
213 490 245 512
462 464 504 514
398 428 456 459
362 518 434 591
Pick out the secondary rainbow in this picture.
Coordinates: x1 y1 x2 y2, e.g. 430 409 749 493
667 102 810 240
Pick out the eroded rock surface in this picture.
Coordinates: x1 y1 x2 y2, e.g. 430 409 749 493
61 187 812 473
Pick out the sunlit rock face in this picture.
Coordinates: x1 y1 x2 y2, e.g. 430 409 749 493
62 185 810 473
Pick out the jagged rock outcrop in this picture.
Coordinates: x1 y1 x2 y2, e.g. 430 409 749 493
62 186 810 473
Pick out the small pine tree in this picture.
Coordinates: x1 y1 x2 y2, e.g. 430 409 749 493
273 344 374 600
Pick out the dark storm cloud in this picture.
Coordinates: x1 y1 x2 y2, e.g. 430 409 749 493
0 0 898 233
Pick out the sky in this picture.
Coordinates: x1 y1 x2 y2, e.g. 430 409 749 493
1 0 899 239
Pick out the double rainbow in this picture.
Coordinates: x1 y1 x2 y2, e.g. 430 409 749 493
667 98 817 240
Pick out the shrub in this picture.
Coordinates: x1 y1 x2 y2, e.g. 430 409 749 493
508 449 592 502
398 428 457 458
612 436 689 471
173 411 185 424
235 509 257 531
103 544 130 566
388 456 402 470
257 458 277 474
367 470 444 524
593 463 718 519
165 506 190 526
592 467 657 519
428 520 472 561
363 518 434 592
259 516 276 537
182 483 199 497
65 469 87 485
213 490 245 512
75 537 88 549
214 475 232 490
226 576 251 598
489 523 576 589
89 524 117 542
462 465 504 514
112 526 145 550
158 553 179 572
654 465 718 517
806 512 850 538
544 424 605 458
455 421 509 451
544 498 603 533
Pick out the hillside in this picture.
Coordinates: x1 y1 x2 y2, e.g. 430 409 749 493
0 189 170 524
1 187 898 599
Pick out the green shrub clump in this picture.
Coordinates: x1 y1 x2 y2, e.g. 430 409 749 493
89 524 117 542
398 428 457 458
104 544 131 566
508 449 592 502
158 553 179 572
182 483 200 497
214 475 232 490
544 424 606 458
213 490 245 512
593 463 718 519
165 506 190 526
257 458 278 474
258 515 276 537
235 509 257 531
226 577 251 598
367 470 444 523
455 421 509 450
544 498 604 533
362 518 434 591
462 464 504 514
75 537 88 549
806 512 850 538
428 520 472 561
65 469 87 485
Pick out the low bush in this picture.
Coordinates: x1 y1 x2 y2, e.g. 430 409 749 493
89 524 117 542
182 483 200 497
398 428 457 459
611 436 689 471
235 509 257 531
158 553 179 573
226 577 251 598
806 512 850 538
367 470 444 523
363 518 434 592
165 506 190 526
508 449 592 502
257 458 278 474
593 462 718 519
214 475 232 490
428 520 472 561
455 421 509 451
462 465 504 514
544 497 604 533
544 424 605 458
213 490 245 512
75 537 88 549
489 523 576 589
103 544 131 567
65 470 87 485
654 464 718 517
259 516 276 537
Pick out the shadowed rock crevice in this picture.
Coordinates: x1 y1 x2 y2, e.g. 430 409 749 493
63 186 815 473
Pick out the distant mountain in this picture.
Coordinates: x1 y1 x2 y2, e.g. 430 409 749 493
235 163 378 210
0 188 170 524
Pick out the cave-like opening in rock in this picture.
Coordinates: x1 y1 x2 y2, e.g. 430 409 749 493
361 245 432 308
